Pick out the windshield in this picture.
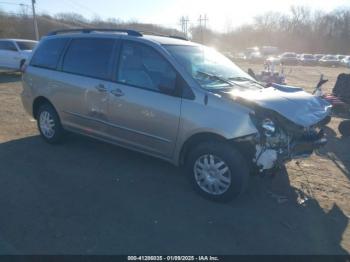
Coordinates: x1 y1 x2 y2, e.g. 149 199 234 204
164 45 255 90
16 41 36 51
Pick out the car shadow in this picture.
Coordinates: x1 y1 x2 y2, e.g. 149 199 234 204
0 72 21 83
316 126 350 180
0 134 348 254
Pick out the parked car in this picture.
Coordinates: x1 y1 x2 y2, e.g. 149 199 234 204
319 55 340 67
0 39 37 71
247 51 263 63
299 54 317 66
314 54 324 60
340 56 350 68
280 52 298 65
336 55 346 61
21 29 331 201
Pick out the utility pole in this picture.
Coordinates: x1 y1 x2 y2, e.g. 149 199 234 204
198 14 208 44
31 0 39 40
179 16 189 38
203 14 208 29
198 15 202 43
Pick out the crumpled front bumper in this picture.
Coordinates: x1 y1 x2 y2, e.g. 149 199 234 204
288 129 327 159
254 128 327 173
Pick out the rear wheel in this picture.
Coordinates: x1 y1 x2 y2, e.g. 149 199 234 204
186 142 249 202
36 103 65 144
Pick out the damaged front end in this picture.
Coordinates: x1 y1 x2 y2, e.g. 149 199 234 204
220 84 332 174
250 110 328 173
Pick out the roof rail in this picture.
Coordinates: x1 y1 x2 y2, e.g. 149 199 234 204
168 35 188 41
47 28 143 37
140 31 188 41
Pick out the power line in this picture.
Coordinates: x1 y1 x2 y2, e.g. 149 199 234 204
67 0 98 17
39 15 77 28
0 1 30 6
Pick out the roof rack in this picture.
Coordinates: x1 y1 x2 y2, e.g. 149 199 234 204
168 35 188 41
46 28 188 41
47 28 143 37
140 31 188 41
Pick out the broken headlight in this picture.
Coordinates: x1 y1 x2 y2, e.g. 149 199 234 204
261 118 276 137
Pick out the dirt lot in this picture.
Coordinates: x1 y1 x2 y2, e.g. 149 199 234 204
0 64 349 254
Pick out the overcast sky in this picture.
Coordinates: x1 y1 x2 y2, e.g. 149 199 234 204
2 0 350 31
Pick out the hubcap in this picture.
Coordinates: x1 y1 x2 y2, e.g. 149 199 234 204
39 111 55 138
193 154 231 195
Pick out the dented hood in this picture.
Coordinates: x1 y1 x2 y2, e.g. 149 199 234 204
222 84 332 127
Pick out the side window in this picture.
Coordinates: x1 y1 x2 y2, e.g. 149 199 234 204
117 41 177 94
0 41 18 51
62 38 115 80
31 38 68 69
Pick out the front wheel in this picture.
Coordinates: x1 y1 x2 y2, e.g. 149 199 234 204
36 103 65 144
186 142 250 202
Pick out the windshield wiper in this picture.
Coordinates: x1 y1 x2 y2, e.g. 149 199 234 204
228 76 264 87
228 76 257 82
196 71 234 86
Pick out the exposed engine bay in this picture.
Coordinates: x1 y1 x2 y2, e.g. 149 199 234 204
252 119 327 172
245 106 329 173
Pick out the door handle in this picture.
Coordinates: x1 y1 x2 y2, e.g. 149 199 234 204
95 84 107 92
110 88 124 97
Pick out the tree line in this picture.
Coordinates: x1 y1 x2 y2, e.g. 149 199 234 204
192 6 350 54
0 10 182 41
1 6 350 54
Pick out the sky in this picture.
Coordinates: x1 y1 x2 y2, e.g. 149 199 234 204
2 0 350 32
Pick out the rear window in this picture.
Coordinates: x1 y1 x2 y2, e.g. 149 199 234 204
62 38 115 80
31 38 68 69
16 41 36 51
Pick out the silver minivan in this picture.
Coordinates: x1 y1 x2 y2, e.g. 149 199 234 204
21 29 331 201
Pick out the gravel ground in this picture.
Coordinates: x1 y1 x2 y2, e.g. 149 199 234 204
0 66 349 254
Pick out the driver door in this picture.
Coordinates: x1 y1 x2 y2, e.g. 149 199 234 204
106 41 182 159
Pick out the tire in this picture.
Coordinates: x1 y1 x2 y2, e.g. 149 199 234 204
36 103 65 144
185 142 250 202
339 120 350 137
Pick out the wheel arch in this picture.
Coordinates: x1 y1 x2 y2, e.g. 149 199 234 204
32 96 55 119
178 132 257 167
